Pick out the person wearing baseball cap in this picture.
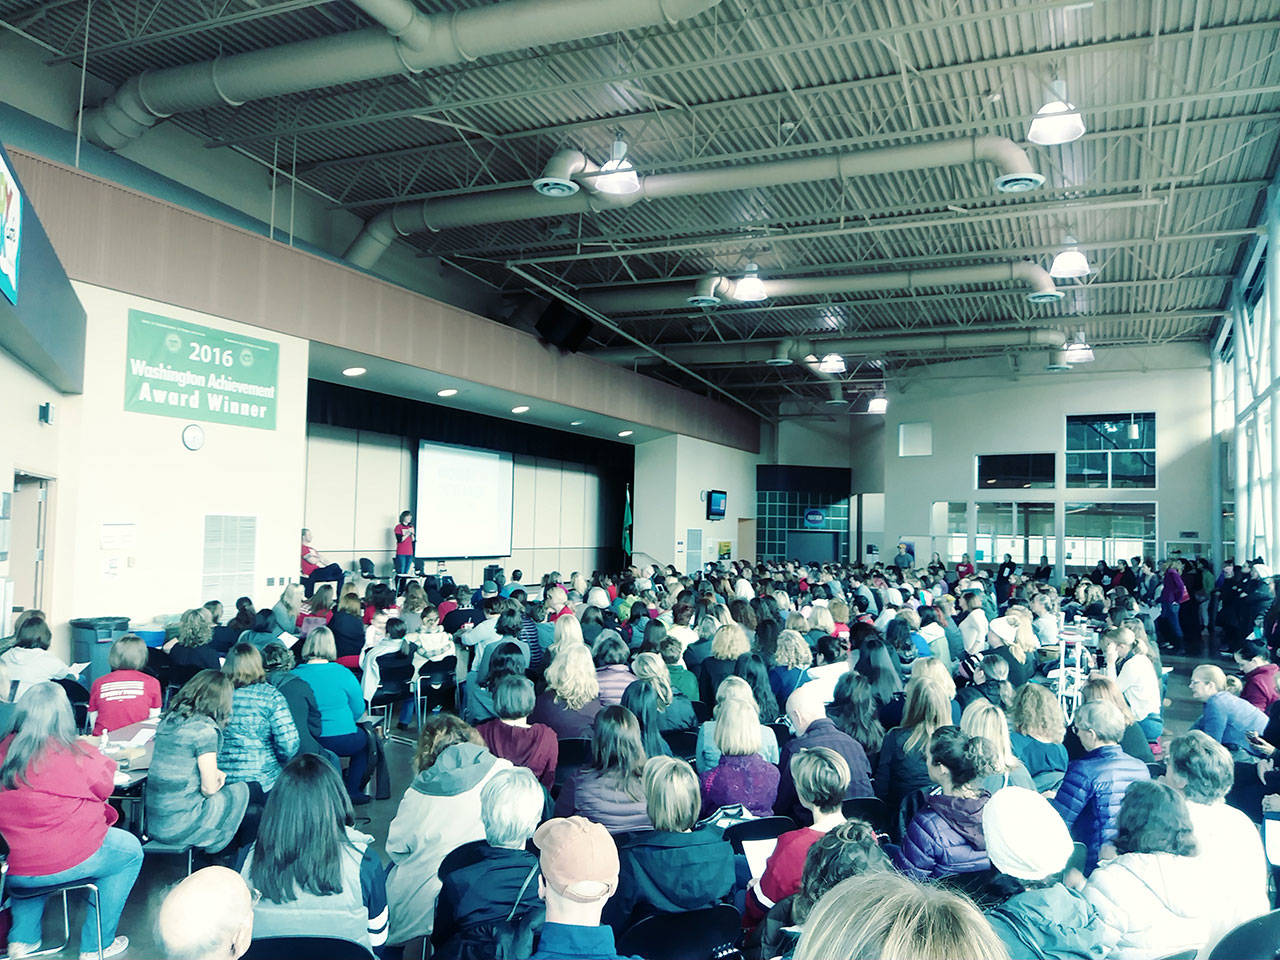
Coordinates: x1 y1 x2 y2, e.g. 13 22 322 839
982 787 1117 959
530 817 639 960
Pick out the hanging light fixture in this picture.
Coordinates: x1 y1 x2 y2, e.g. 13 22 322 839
1027 79 1086 146
818 353 846 374
734 263 767 302
1064 330 1094 363
1127 415 1141 441
594 137 640 195
867 395 889 414
1050 235 1091 278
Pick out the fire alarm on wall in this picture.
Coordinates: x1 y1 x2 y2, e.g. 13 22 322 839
38 402 54 425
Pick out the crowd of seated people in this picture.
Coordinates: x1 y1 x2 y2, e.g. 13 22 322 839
9 551 1280 960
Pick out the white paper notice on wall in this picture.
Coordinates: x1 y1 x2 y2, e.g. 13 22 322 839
100 522 137 551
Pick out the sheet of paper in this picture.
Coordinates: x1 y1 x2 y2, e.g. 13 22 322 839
70 662 90 677
742 838 778 879
1265 817 1280 866
125 727 155 748
113 769 133 786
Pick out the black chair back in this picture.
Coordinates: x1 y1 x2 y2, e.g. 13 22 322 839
555 737 592 785
661 729 698 760
722 815 795 854
1154 951 1199 960
1206 907 1280 960
691 699 713 723
372 653 414 702
242 936 374 960
358 558 377 580
842 796 891 835
617 903 742 960
53 678 91 731
418 655 457 687
767 721 793 749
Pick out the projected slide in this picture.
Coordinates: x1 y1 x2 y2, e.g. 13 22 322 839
416 440 514 558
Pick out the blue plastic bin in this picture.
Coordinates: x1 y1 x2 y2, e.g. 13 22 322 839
69 616 130 684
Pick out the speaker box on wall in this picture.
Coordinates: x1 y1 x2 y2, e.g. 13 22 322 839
535 302 594 352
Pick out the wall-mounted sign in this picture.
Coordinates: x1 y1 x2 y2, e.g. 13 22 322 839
803 508 825 528
718 540 732 560
0 152 22 306
1179 530 1200 539
125 309 279 429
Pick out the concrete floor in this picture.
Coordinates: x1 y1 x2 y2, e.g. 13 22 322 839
33 655 1216 960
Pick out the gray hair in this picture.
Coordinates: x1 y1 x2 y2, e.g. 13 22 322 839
1074 699 1125 744
1168 730 1235 804
480 767 544 848
586 586 610 609
0 683 79 789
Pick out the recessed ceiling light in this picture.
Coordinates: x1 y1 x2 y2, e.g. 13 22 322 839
341 366 366 377
511 405 530 414
617 430 634 438
436 388 458 398
570 419 585 426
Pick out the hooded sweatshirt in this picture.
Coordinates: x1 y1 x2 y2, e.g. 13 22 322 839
987 883 1117 960
604 827 736 932
894 791 992 880
385 743 513 945
1083 852 1221 960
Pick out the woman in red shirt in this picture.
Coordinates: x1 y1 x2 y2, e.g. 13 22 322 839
88 634 162 735
0 683 143 959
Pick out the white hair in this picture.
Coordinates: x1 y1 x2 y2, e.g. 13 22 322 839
480 767 544 848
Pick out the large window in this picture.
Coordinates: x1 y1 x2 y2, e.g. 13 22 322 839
975 502 1055 566
1064 502 1156 567
930 501 968 561
977 453 1055 489
1066 413 1155 488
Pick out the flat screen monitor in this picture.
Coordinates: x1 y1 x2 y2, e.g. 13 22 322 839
706 489 727 520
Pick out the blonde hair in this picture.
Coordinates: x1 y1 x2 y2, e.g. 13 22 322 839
794 873 1008 960
902 678 952 755
960 700 1020 774
338 594 362 616
896 607 921 631
301 625 337 662
775 630 813 670
714 696 762 757
643 756 700 832
279 583 304 617
791 746 850 813
1193 663 1228 692
829 599 849 623
544 644 599 711
714 675 755 706
909 657 956 699
785 611 809 632
632 652 673 709
108 635 149 672
1009 683 1066 743
550 614 584 657
711 623 750 661
810 606 836 636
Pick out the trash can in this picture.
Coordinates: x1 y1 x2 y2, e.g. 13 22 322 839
69 616 130 684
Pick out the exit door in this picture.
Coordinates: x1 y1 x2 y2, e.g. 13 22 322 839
10 473 52 632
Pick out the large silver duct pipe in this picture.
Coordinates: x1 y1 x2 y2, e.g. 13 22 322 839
79 0 725 150
344 135 1044 268
591 328 1069 366
582 261 1063 312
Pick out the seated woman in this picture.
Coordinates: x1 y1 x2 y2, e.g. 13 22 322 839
695 675 781 773
292 626 373 804
476 676 557 788
747 820 891 960
594 631 638 706
736 652 781 724
769 628 814 706
606 755 736 932
1083 780 1219 960
463 641 527 727
529 643 602 739
622 679 673 759
219 643 300 790
261 641 330 763
243 754 387 954
554 705 653 834
793 871 1008 960
432 768 545 960
1007 683 1068 790
329 593 368 667
1063 678 1154 764
960 700 1035 794
631 652 697 732
386 714 512 949
0 616 76 699
88 633 161 735
745 747 852 926
146 670 258 855
238 609 283 651
1104 625 1163 741
874 677 952 814
698 624 751 705
893 726 995 881
297 583 336 634
166 608 223 677
0 683 144 960
700 697 780 818
854 636 906 721
270 583 304 639
828 673 887 769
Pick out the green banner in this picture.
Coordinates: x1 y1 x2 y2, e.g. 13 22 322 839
124 309 279 430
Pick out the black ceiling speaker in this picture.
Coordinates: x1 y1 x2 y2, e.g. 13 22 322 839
535 301 594 353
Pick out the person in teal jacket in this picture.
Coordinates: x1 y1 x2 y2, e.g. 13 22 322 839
292 626 371 804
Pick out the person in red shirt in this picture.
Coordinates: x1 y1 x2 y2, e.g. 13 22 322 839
300 527 346 599
476 676 558 789
393 510 416 584
0 683 143 959
744 746 851 927
88 635 162 735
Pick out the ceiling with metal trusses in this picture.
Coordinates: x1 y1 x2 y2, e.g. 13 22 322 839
4 0 1279 418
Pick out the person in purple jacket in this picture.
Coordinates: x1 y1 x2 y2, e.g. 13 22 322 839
892 726 995 881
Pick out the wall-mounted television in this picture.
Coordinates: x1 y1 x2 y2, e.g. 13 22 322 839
706 489 727 520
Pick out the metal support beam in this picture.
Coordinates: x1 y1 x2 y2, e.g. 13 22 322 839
1235 296 1253 562
1269 192 1280 563
1211 349 1223 568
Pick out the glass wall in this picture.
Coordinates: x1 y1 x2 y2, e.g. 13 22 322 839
1064 502 1156 567
1065 413 1156 488
975 501 1055 566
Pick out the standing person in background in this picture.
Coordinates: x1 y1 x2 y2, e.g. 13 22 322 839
394 511 416 585
300 527 346 600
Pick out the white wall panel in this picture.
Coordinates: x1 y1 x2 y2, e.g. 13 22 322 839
352 431 409 564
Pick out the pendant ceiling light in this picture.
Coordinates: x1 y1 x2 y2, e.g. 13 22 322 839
1027 79 1086 146
734 263 767 302
818 353 847 374
867 395 889 415
595 138 641 195
1050 235 1091 278
1064 330 1094 363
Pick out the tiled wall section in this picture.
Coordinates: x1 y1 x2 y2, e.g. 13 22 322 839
755 490 851 562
